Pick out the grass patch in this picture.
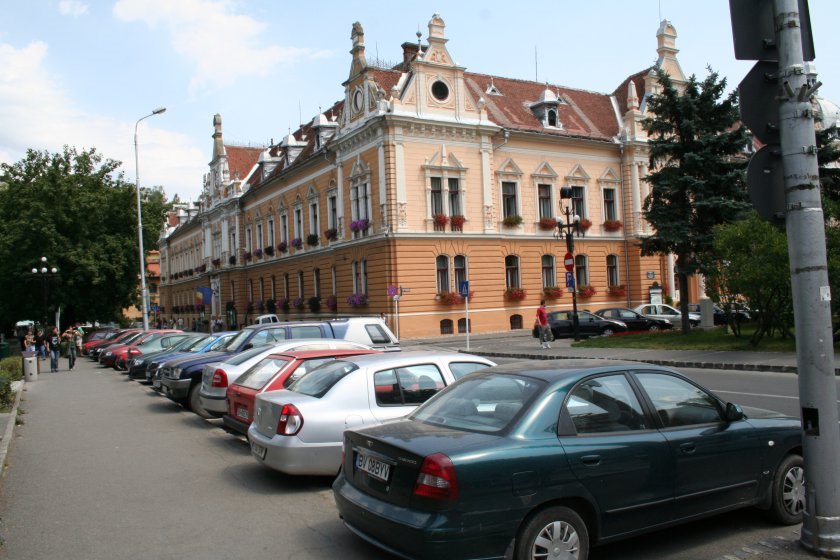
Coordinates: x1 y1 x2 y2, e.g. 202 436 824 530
573 325 808 352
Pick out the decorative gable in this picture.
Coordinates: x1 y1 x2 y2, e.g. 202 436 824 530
566 164 590 183
496 157 523 178
532 161 558 179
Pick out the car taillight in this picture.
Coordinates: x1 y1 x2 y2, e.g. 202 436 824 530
276 404 303 436
413 453 458 501
212 369 228 388
128 348 141 356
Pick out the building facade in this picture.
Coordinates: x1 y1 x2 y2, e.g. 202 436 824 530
158 15 697 337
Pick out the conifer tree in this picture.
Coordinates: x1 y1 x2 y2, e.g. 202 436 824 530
641 69 751 332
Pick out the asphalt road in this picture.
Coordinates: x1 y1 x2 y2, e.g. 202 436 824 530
0 357 827 560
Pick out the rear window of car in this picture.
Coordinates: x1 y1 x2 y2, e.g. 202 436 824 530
364 324 391 344
412 374 544 433
290 325 324 339
287 360 359 398
235 358 291 390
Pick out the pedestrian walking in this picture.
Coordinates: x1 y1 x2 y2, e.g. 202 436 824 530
535 300 551 349
62 324 81 370
35 328 46 360
47 327 61 372
24 329 35 352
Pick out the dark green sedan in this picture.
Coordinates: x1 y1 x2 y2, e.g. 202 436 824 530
333 361 803 560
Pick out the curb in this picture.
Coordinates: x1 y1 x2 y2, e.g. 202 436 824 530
0 381 24 479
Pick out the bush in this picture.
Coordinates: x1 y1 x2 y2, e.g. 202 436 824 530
0 357 23 381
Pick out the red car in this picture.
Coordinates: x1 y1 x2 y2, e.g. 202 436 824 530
87 329 143 360
80 330 118 355
101 330 184 369
223 348 381 435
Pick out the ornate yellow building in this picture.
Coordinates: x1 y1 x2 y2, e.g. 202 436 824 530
159 15 697 337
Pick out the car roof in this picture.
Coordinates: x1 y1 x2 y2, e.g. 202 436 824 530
476 360 675 384
333 350 495 368
266 349 381 360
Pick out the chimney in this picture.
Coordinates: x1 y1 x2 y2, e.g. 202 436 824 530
401 42 420 70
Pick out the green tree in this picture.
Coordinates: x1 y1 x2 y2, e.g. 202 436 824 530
814 125 840 339
711 213 793 346
641 69 751 332
0 147 171 330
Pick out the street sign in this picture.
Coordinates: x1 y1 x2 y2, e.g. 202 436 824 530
747 144 785 224
565 272 575 289
400 287 411 295
564 253 574 272
459 281 469 298
387 284 397 297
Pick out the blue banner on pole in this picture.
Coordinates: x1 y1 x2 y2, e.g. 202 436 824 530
565 272 575 289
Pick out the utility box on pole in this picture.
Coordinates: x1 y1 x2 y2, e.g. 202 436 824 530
731 0 840 555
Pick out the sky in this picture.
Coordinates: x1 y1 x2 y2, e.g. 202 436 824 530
2 0 838 203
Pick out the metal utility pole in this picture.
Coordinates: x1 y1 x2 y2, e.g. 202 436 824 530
732 0 840 554
774 2 840 554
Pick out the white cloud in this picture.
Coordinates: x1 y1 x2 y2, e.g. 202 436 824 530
113 0 331 93
0 40 206 201
58 0 89 17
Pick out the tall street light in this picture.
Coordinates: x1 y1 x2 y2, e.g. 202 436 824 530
134 107 166 331
31 256 58 327
556 187 584 342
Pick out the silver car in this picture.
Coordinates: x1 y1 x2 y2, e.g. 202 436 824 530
633 303 700 327
247 351 496 476
199 339 373 417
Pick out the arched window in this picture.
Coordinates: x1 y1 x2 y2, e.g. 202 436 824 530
457 318 471 334
505 255 520 288
607 255 620 287
510 314 523 330
542 255 556 288
575 255 589 287
454 255 467 289
547 109 557 127
440 319 454 335
436 255 450 293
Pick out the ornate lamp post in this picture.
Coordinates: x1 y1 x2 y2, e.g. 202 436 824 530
556 187 584 341
134 107 166 331
31 256 58 327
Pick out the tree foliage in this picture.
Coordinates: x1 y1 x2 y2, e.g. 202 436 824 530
0 147 172 330
709 213 793 346
641 68 751 332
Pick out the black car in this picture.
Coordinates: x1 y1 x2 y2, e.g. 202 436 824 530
596 307 673 331
687 303 751 325
533 310 628 339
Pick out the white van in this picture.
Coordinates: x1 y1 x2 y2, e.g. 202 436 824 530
253 314 280 324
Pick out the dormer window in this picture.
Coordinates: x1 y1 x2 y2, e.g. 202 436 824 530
485 77 502 96
530 87 564 129
547 109 557 127
431 80 450 102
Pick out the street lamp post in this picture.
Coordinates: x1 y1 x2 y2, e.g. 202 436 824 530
134 107 166 331
31 256 58 327
556 188 583 342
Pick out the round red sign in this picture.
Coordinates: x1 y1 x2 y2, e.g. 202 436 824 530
564 252 574 272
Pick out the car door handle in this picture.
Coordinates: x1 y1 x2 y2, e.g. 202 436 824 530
580 455 601 466
679 442 696 454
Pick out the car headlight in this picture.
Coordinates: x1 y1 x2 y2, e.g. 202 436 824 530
105 351 112 356
173 367 182 377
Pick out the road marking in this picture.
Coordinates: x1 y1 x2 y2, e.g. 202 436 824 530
714 388 840 404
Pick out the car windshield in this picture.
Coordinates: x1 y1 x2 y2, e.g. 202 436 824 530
235 357 291 390
170 336 206 351
412 373 544 433
221 329 253 351
207 334 235 351
179 335 212 351
223 344 276 365
287 360 359 398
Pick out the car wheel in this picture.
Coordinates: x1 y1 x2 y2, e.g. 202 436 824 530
648 324 661 332
516 505 589 560
188 382 212 419
601 327 615 336
768 454 805 525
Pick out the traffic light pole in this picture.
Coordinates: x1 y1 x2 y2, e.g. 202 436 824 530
774 0 840 554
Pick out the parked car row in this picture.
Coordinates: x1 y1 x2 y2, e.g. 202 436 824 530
100 321 804 560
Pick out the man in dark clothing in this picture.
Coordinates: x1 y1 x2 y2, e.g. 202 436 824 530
35 329 46 360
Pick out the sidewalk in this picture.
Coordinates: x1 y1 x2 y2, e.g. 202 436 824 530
403 329 832 375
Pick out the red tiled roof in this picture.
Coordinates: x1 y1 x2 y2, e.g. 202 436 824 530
225 145 263 182
612 68 651 117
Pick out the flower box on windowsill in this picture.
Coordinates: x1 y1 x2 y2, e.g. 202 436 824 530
450 214 465 231
228 255 236 265
503 215 523 228
324 228 338 241
349 219 369 233
277 241 288 254
577 285 596 299
578 218 592 232
264 245 274 256
433 213 449 227
253 248 263 259
292 297 304 310
346 292 368 307
543 286 564 299
211 258 221 267
608 285 626 297
603 219 623 232
538 217 558 231
291 238 303 250
326 294 338 312
244 251 252 261
306 234 319 247
504 287 527 301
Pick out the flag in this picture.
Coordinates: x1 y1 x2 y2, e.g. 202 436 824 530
195 287 213 305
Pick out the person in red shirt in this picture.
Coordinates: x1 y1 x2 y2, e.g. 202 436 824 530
535 300 551 349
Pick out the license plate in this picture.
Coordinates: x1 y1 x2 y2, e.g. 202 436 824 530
356 450 391 482
251 441 267 460
236 406 249 420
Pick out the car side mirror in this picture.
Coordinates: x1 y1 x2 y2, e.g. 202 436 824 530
243 343 253 351
724 402 744 422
